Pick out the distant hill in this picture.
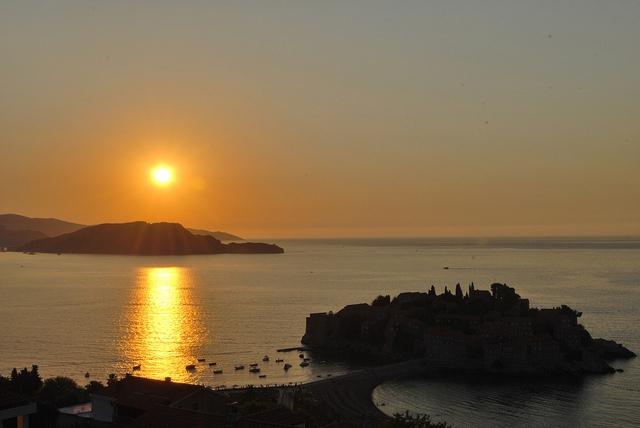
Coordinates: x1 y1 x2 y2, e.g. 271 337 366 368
187 228 243 242
18 222 283 255
0 225 47 248
0 213 246 248
0 214 84 237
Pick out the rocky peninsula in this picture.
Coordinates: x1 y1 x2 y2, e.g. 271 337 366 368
17 221 283 255
303 283 635 375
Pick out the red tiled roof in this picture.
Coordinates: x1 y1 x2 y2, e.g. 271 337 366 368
129 404 228 428
238 406 305 427
95 375 207 411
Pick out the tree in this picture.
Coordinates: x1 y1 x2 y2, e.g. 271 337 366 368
455 283 463 300
9 365 42 396
38 377 89 408
85 380 105 394
107 373 118 387
391 411 451 428
372 295 391 306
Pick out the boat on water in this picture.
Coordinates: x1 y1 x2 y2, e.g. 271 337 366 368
213 369 223 374
249 363 258 367
235 365 245 370
249 367 261 373
185 364 196 371
275 358 284 363
132 364 141 371
84 372 90 378
283 363 292 370
300 361 309 367
209 362 217 366
259 374 267 378
197 358 206 362
262 355 270 362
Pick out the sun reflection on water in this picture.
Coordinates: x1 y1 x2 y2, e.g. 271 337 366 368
119 267 206 382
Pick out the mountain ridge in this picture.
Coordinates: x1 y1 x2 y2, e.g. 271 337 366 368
0 213 244 247
17 221 282 255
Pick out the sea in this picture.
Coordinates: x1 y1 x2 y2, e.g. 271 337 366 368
1 237 639 427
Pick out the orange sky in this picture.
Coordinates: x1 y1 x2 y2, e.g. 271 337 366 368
1 2 639 238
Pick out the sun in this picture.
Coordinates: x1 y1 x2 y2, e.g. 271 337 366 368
150 164 174 186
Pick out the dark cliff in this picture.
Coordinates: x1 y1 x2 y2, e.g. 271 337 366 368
18 222 283 255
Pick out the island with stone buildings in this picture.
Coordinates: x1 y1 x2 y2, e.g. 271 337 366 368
303 283 635 375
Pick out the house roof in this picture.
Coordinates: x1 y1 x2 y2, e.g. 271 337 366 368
238 406 306 427
128 404 228 428
94 375 216 412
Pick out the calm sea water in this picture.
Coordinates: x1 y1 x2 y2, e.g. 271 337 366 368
1 238 639 426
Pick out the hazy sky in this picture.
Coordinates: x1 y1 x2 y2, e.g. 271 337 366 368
1 1 639 238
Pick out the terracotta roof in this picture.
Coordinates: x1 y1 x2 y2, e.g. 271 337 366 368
95 375 208 411
129 404 228 428
238 406 306 427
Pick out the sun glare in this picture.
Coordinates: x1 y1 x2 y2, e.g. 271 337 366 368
151 165 174 186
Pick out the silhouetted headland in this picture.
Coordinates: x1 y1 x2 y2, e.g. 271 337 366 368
186 227 243 242
16 221 282 255
303 283 635 375
0 213 245 248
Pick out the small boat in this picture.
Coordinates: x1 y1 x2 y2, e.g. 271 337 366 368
185 364 196 371
197 358 206 362
84 372 90 378
300 361 309 367
209 362 217 366
132 364 141 371
275 358 284 363
249 367 261 373
213 369 223 374
443 266 449 270
249 363 259 367
259 374 267 378
298 353 304 359
283 363 292 370
262 355 270 362
235 365 245 370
